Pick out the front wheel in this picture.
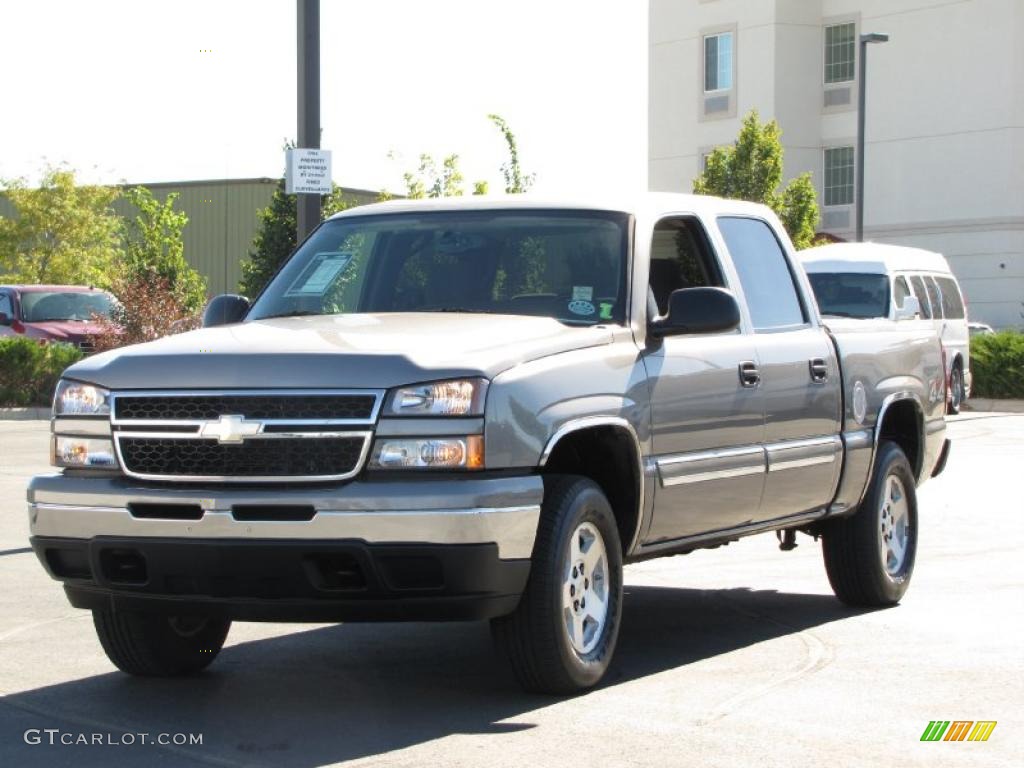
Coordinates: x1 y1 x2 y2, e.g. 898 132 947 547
93 609 231 676
822 441 918 606
492 475 623 694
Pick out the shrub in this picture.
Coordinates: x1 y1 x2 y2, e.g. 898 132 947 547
91 270 200 353
0 337 83 407
970 331 1024 399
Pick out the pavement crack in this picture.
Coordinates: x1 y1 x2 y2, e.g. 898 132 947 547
695 591 835 725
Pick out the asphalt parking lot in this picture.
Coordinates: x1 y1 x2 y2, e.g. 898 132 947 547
0 415 1020 767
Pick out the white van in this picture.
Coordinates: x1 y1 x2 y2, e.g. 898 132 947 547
799 242 971 414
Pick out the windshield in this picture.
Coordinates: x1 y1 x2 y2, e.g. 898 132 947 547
806 272 890 319
248 209 631 325
19 291 114 322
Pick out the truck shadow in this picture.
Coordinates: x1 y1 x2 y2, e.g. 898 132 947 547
0 585 870 767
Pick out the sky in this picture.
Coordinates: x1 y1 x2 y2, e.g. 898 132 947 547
0 0 648 196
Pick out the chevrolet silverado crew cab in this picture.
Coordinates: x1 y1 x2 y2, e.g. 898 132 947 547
29 194 950 694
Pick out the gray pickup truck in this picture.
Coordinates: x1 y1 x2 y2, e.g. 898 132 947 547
29 194 950 693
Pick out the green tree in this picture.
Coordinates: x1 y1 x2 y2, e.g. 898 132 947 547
0 166 122 286
119 186 207 313
399 153 487 199
487 114 534 194
693 110 820 249
238 178 354 298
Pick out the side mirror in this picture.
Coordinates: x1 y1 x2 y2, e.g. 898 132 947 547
894 295 920 321
0 311 11 326
648 287 741 338
203 294 250 327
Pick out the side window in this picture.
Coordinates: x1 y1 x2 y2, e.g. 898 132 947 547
924 276 944 319
0 293 12 318
717 217 807 330
908 275 932 319
893 277 911 311
935 276 965 319
648 217 724 316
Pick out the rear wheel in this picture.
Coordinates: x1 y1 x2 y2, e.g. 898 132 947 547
492 475 623 694
93 609 230 676
947 362 964 415
822 441 918 606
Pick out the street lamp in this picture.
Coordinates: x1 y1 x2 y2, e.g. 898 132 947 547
856 32 889 242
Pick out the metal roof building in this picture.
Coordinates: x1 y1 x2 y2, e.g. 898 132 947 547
109 178 379 295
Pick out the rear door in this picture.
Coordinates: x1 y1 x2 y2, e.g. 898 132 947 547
716 217 842 521
643 215 766 542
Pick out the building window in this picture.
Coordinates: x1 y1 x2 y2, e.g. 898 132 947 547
824 22 856 84
704 32 733 92
824 146 854 207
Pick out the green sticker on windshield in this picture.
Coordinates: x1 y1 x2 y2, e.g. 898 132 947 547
599 302 614 320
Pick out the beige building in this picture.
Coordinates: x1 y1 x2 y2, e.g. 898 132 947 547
649 0 1024 327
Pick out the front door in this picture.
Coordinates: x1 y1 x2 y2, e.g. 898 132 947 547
643 216 766 543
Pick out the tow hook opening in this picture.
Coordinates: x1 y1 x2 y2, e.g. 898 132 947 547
99 548 149 585
304 552 367 592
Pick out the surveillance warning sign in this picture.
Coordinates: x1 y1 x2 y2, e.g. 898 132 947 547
285 148 333 194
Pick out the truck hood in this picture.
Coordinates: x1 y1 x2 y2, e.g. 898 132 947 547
64 313 614 390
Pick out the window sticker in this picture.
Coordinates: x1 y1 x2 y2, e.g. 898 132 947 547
572 285 594 301
284 252 354 297
568 300 596 316
599 302 614 320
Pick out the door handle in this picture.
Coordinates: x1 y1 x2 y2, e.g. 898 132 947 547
809 358 829 383
738 361 760 388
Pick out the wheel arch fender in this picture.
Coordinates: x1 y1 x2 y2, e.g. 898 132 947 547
539 417 646 556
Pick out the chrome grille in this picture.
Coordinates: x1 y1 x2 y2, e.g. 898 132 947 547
110 389 381 482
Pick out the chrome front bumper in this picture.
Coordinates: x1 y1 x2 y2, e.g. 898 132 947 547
27 473 543 560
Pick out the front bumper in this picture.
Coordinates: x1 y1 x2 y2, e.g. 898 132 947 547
27 472 542 622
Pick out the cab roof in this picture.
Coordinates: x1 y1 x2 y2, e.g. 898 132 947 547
326 192 775 222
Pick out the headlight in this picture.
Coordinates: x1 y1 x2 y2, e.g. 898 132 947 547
53 380 111 416
51 436 117 468
386 378 487 417
369 436 484 470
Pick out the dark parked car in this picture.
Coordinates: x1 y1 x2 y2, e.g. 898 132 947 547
0 285 115 353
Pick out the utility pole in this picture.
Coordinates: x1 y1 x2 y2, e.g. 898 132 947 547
856 32 889 242
296 0 321 242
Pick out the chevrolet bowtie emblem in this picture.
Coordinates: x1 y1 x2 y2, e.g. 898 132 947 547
198 414 263 444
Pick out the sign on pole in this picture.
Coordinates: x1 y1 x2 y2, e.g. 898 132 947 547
286 148 332 195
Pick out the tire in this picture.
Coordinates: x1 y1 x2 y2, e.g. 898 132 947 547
492 475 623 694
93 609 230 677
822 441 918 606
947 362 964 415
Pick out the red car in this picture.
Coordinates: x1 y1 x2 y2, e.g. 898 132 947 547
0 285 116 353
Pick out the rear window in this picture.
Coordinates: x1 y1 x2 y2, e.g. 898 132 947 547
806 272 890 319
935 276 965 319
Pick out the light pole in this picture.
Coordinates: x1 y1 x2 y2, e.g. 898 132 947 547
296 0 321 243
856 32 888 242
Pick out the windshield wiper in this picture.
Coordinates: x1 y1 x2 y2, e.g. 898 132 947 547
419 308 494 314
258 310 322 320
